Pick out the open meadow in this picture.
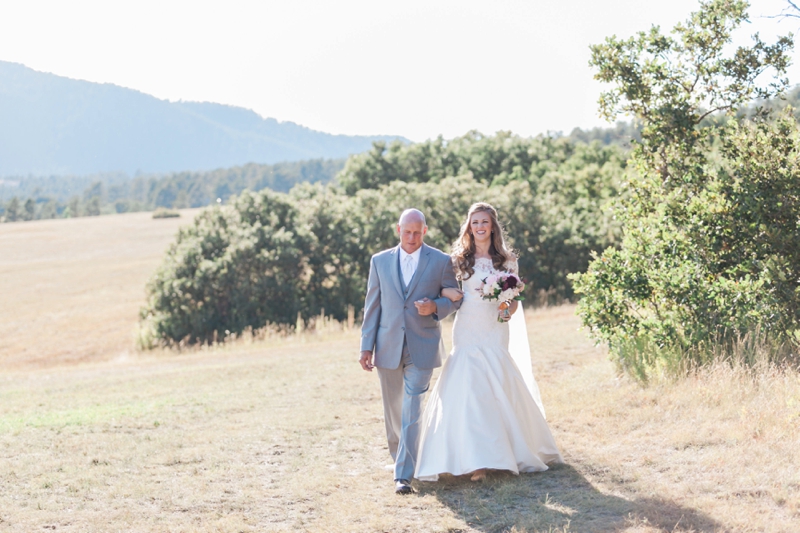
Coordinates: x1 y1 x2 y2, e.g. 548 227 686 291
0 210 202 369
1 213 799 532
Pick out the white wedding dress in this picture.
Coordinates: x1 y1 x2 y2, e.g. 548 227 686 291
415 258 563 481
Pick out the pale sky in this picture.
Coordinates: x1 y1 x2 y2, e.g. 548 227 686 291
1 0 797 142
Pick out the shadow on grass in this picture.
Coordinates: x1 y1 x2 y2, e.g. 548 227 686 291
415 463 722 532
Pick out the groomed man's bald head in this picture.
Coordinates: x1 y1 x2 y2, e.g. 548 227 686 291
397 208 427 254
398 208 427 227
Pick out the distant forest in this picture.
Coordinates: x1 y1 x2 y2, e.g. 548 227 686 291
0 159 345 221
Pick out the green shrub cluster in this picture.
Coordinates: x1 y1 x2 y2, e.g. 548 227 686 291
152 208 180 219
571 0 799 380
139 132 627 346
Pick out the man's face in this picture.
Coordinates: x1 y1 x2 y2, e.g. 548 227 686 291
397 220 427 254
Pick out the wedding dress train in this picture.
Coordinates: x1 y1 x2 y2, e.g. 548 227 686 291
415 258 562 481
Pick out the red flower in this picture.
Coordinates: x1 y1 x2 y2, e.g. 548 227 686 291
502 275 518 291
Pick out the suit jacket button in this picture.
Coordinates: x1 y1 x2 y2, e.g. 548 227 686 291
401 327 405 331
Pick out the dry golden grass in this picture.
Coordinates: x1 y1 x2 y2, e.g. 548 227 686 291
0 210 200 368
1 214 799 532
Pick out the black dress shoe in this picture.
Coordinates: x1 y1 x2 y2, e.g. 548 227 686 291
395 479 413 494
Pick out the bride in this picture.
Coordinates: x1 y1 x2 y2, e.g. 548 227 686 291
414 202 563 482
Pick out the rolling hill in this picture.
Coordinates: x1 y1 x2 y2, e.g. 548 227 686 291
0 61 406 176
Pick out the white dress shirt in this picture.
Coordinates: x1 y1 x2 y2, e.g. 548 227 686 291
399 246 421 287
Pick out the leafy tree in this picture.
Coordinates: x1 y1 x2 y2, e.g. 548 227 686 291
288 183 365 321
568 121 641 149
23 198 35 221
139 190 309 346
39 200 58 219
570 0 797 380
334 131 621 195
84 196 101 216
83 181 104 202
4 197 20 222
64 197 80 218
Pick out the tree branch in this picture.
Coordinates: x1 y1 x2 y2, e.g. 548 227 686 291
697 105 731 123
764 0 800 20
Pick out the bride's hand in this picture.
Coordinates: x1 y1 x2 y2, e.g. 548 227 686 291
441 287 464 302
497 300 518 321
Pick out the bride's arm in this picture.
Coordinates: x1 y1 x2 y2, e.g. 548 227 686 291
498 300 519 321
440 287 463 302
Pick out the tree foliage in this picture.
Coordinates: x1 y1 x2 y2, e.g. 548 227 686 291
140 150 625 346
140 190 309 345
0 159 344 222
571 0 798 380
335 131 626 193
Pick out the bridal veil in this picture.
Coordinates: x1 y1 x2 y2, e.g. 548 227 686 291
507 302 547 419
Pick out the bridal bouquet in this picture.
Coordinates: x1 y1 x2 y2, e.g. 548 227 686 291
477 271 525 321
477 271 525 302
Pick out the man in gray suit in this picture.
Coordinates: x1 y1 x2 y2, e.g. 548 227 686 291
359 208 460 494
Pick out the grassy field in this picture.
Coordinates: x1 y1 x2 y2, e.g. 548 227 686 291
0 210 201 369
1 213 799 532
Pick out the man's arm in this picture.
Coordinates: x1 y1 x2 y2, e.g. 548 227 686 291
431 257 461 321
359 256 381 370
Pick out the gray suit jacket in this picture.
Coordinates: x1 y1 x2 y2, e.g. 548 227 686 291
360 243 460 370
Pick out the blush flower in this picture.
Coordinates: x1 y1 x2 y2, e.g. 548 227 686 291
476 270 525 304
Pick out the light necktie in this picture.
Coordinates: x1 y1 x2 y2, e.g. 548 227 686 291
403 255 414 286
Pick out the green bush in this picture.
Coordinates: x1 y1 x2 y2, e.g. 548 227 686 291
570 0 798 380
140 164 623 346
139 190 308 346
152 208 180 219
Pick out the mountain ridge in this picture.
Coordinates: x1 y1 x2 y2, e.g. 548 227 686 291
0 61 407 177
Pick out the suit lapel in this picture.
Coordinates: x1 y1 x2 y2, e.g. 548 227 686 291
389 245 404 298
405 244 431 299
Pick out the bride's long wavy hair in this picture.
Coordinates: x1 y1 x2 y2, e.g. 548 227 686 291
451 202 516 280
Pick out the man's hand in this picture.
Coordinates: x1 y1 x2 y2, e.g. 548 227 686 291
359 350 375 371
414 297 437 316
